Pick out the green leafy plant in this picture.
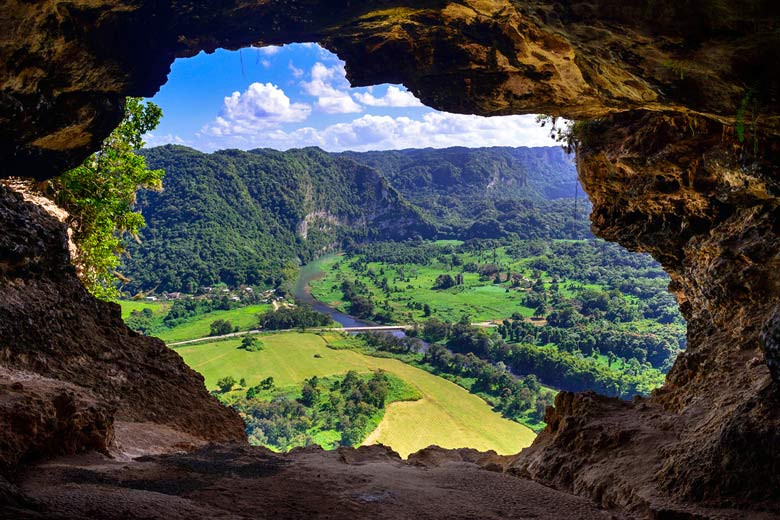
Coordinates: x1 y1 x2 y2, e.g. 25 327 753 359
48 98 164 300
735 88 760 155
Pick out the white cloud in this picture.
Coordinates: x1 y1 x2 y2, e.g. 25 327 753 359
197 111 557 152
200 82 311 137
256 46 281 55
353 85 423 108
261 59 271 68
288 61 304 78
300 62 362 114
143 133 188 148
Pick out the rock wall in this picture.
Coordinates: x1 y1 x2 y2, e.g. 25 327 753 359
0 185 246 476
1 0 780 516
513 112 780 513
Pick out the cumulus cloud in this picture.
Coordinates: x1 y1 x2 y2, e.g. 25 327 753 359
143 133 188 148
256 46 282 55
197 111 557 152
288 61 304 78
200 82 311 137
353 86 423 108
300 62 362 114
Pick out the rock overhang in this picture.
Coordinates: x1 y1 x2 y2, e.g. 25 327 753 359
2 0 779 180
2 0 780 516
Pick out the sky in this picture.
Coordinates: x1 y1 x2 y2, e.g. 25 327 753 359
143 43 558 152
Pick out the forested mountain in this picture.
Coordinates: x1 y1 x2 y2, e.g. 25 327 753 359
123 145 585 293
124 146 432 293
342 147 589 238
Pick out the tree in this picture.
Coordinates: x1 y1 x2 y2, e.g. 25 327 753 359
299 382 319 407
47 97 164 300
241 335 263 351
423 318 450 342
433 274 456 289
210 319 233 336
423 303 432 317
258 304 330 330
217 376 236 393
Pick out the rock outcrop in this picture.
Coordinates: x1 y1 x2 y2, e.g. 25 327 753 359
2 1 778 181
0 184 247 478
513 111 780 513
2 1 780 518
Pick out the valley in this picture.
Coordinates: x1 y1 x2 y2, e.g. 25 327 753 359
117 145 683 460
4 5 779 517
171 332 535 457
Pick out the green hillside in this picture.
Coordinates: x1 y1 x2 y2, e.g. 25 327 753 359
343 147 590 238
173 332 535 457
123 145 584 294
124 145 433 293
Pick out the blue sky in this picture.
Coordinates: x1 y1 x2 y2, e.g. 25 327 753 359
144 43 557 152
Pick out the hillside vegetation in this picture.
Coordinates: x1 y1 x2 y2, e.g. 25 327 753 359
173 332 535 456
122 145 584 294
343 147 589 238
124 146 432 293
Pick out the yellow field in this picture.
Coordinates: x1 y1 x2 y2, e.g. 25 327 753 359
173 332 536 457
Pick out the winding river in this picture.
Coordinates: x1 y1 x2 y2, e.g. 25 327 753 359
293 254 375 328
294 254 414 341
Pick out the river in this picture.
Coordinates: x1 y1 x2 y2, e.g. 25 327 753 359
295 255 531 380
294 255 413 340
294 254 376 329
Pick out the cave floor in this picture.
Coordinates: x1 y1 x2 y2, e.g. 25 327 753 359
6 443 619 520
6 441 778 520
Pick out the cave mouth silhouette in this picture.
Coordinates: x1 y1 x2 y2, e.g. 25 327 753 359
2 2 779 516
128 42 687 458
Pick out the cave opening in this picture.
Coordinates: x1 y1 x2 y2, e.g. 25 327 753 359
2 2 779 518
86 42 687 460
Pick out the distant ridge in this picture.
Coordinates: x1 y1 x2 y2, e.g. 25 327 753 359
123 145 588 293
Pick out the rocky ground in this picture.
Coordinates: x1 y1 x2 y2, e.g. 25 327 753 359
2 1 780 518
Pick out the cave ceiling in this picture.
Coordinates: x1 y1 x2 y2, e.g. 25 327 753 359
2 0 779 180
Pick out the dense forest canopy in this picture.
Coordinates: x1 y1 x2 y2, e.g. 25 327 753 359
342 147 589 239
125 146 432 293
123 145 587 293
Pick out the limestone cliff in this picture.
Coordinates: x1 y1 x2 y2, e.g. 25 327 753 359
1 1 780 518
0 184 246 478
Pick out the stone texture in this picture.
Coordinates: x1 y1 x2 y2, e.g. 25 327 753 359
511 111 780 514
2 1 779 180
2 1 780 518
0 367 114 478
0 184 247 475
4 445 620 519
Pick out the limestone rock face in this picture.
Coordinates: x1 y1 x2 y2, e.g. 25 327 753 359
2 1 778 180
1 0 780 518
0 184 247 477
513 111 780 513
0 367 114 478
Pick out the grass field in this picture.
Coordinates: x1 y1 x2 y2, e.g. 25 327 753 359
310 254 541 322
118 301 271 343
118 299 170 320
173 332 535 457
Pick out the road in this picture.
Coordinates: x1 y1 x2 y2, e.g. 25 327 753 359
167 324 414 347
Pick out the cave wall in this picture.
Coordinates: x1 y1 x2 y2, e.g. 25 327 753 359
3 0 779 181
512 111 780 513
2 0 780 515
579 112 780 508
0 185 246 475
